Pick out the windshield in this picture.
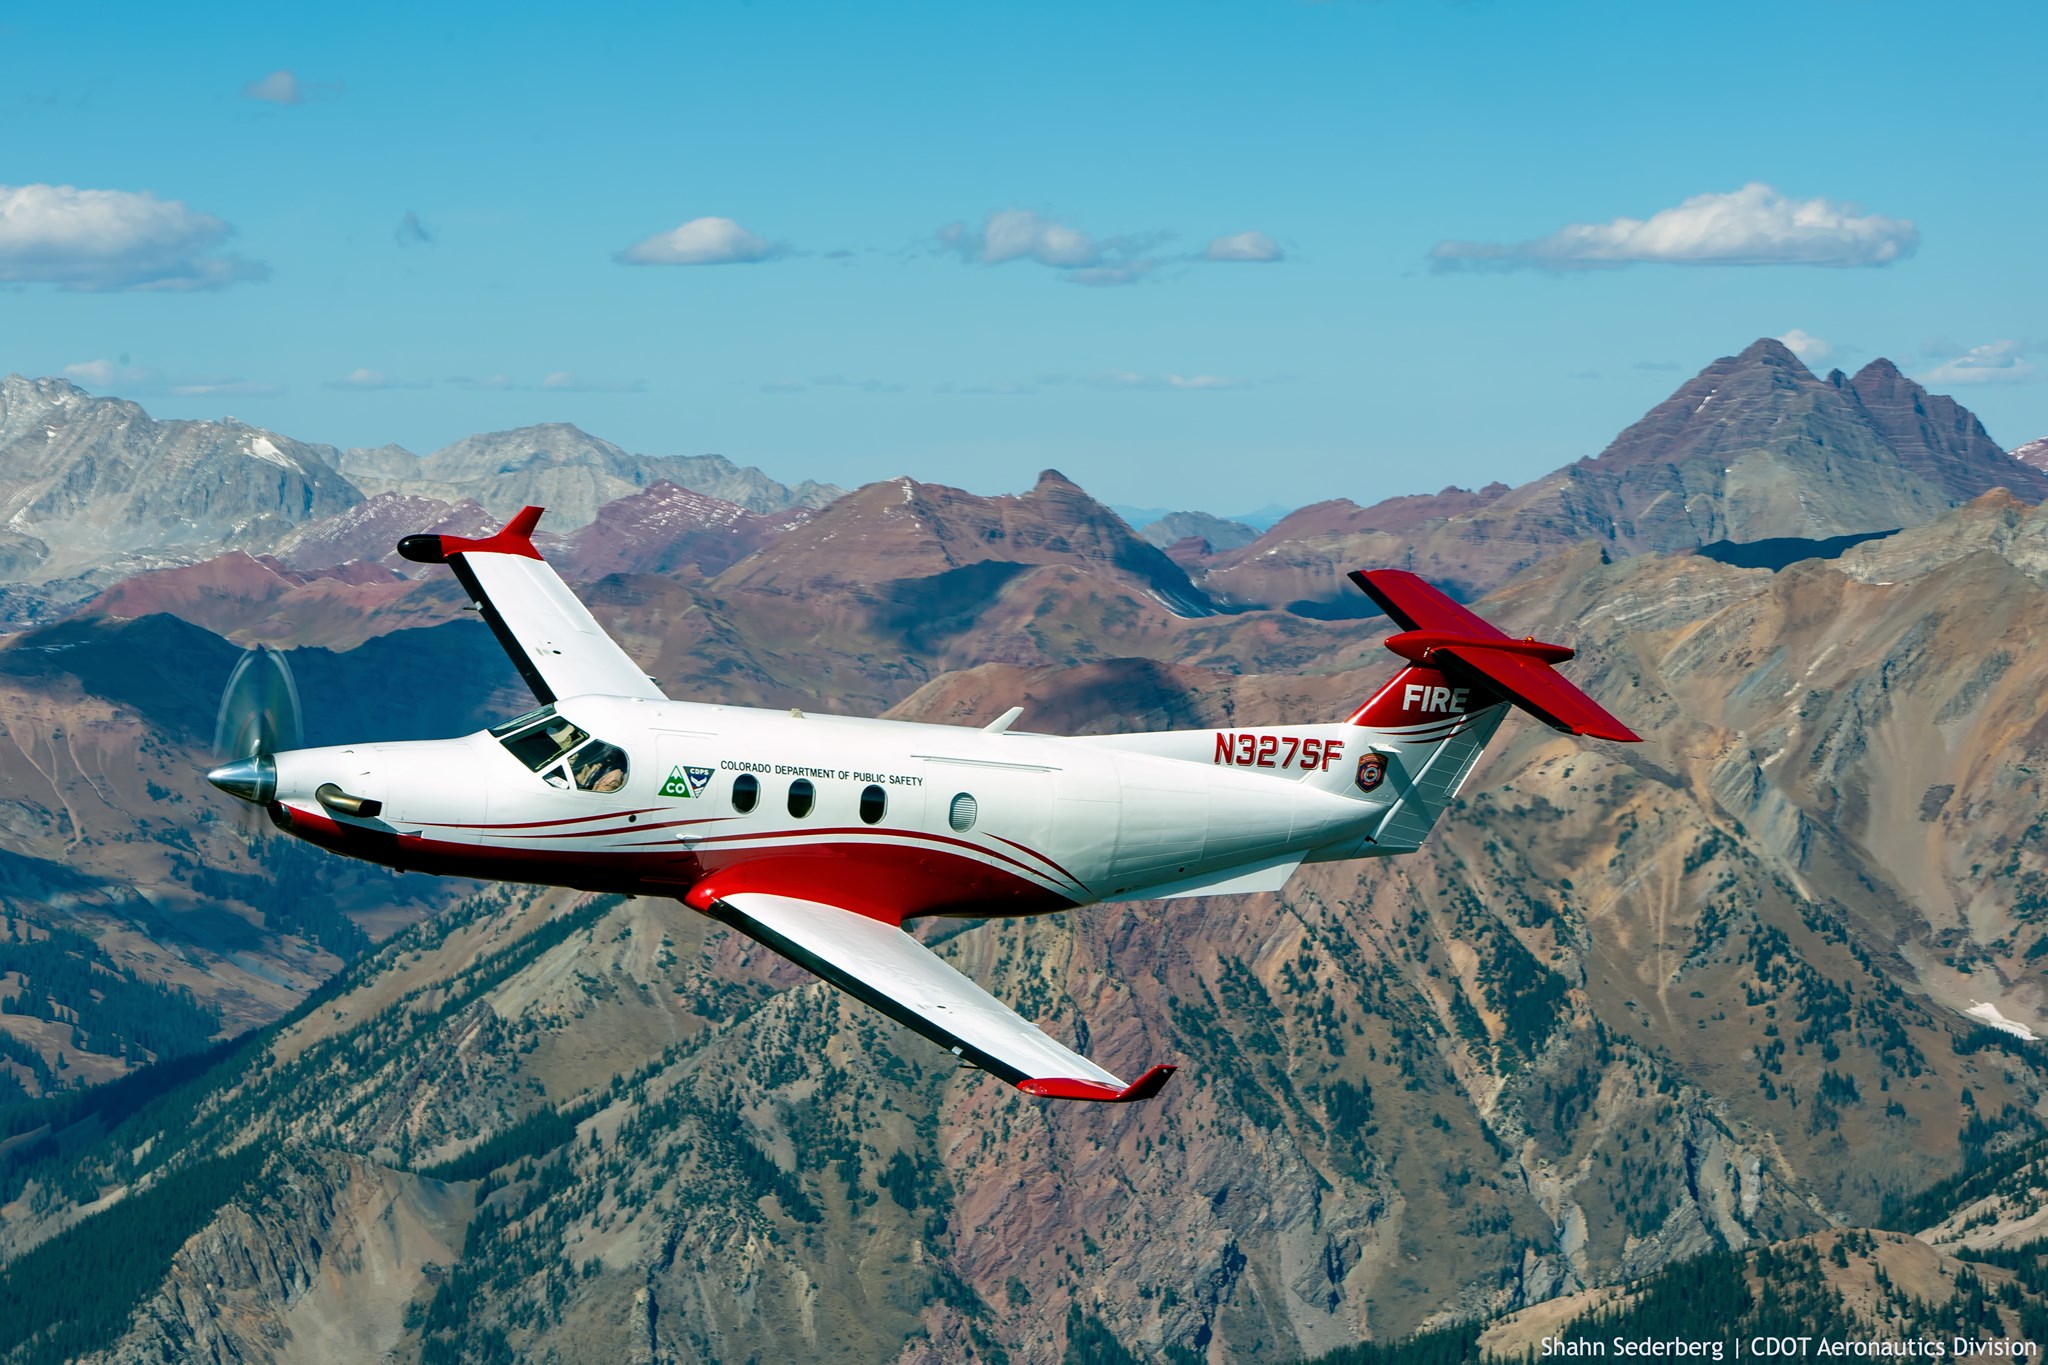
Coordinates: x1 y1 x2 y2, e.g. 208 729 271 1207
488 704 555 739
499 715 590 772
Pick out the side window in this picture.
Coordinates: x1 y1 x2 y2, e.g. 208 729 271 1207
501 717 588 772
859 784 886 825
788 778 815 819
948 792 977 832
572 741 630 793
731 773 760 813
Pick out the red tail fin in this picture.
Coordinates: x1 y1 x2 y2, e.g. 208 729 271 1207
1349 570 1640 743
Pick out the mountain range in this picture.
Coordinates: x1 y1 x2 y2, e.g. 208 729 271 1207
1197 339 2048 608
0 376 840 627
2 342 2047 1363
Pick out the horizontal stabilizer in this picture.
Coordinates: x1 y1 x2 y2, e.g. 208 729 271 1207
1350 569 1639 743
1433 643 1638 742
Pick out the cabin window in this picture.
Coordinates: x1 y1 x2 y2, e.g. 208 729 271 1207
788 778 815 819
732 773 760 813
499 715 589 772
948 792 977 832
859 784 886 825
570 741 630 793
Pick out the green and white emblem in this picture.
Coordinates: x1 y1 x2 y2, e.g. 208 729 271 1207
660 765 714 798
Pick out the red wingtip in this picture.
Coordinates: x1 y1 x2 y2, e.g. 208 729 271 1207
402 505 547 562
1017 1064 1177 1103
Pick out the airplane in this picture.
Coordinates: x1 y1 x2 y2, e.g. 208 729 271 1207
206 506 1638 1103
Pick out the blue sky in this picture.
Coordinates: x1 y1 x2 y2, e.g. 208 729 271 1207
5 0 2044 513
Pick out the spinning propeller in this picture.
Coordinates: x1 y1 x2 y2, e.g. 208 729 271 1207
206 646 303 815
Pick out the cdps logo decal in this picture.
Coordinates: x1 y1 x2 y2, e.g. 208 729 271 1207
660 765 715 798
1355 752 1387 794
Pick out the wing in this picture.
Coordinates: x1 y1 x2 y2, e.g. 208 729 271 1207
705 891 1176 1103
398 506 664 704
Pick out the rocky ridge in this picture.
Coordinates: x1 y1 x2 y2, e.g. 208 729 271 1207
4 354 2048 1361
1202 340 2048 608
342 423 842 526
9 490 2048 1360
0 376 361 583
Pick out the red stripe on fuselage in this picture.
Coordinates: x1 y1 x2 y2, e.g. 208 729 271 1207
989 834 1089 891
274 804 1079 922
678 825 1071 892
411 807 665 831
492 816 726 841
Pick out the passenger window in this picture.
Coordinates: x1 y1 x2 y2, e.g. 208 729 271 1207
501 717 589 772
949 792 977 832
732 773 760 813
788 778 815 819
571 741 630 793
859 784 886 825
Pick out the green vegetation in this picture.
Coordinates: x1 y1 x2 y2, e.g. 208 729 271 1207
173 839 373 959
0 919 221 1066
419 1100 598 1184
0 1146 267 1365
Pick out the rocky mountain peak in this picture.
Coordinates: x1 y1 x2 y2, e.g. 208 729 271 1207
2012 436 2048 471
1837 355 2048 501
715 472 1212 615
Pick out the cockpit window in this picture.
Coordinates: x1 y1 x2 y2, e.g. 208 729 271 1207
499 716 589 772
488 704 555 739
571 741 630 793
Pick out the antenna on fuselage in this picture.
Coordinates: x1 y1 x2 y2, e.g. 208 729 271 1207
983 707 1024 734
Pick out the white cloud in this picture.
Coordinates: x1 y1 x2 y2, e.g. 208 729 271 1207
1778 328 1832 362
62 358 280 396
325 368 429 391
938 209 1163 286
243 70 306 104
618 216 782 266
966 209 1099 267
1919 340 2038 387
540 371 644 393
1085 371 1245 391
1203 230 1284 263
170 378 284 397
0 183 267 291
1430 183 1919 272
63 358 162 388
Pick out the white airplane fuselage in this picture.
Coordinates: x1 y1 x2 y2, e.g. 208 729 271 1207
267 692 1457 923
206 509 1638 1100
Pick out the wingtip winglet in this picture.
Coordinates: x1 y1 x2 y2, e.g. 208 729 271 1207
1017 1063 1178 1104
396 505 548 563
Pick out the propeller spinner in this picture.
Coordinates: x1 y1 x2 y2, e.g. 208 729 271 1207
207 646 303 808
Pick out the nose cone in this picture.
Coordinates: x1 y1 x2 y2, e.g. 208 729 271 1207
207 755 276 805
